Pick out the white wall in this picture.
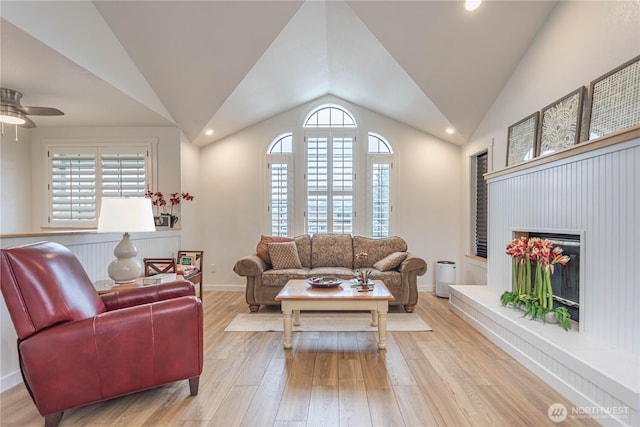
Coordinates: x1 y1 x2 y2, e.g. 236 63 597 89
179 134 202 252
199 95 462 289
0 127 33 234
459 0 640 284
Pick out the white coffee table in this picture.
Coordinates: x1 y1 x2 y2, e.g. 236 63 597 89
274 279 395 350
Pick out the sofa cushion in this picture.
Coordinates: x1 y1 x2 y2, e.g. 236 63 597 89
256 235 293 265
373 252 408 272
353 236 408 269
308 267 355 280
268 242 303 270
262 269 309 287
311 234 354 268
294 234 312 268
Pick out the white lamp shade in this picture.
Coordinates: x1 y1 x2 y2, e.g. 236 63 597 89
97 197 156 233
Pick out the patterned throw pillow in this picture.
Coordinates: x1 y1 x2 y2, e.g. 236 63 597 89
268 241 303 270
256 235 293 265
373 252 408 272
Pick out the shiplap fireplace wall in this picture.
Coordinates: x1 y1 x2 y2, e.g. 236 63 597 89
450 127 639 427
487 130 639 355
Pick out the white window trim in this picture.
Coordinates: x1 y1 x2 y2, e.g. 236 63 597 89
42 138 158 228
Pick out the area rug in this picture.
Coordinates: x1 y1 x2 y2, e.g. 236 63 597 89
224 312 431 332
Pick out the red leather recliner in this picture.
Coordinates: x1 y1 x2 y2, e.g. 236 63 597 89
0 241 203 427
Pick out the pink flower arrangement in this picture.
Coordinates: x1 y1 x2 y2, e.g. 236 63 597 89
146 191 195 220
505 236 570 309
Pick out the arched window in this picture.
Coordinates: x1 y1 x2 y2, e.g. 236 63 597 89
304 106 357 128
368 133 393 237
266 106 395 237
267 133 293 236
304 106 356 234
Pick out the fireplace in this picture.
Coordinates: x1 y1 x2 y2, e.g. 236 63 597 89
517 231 581 322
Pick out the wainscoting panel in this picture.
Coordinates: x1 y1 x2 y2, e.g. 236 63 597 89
486 138 639 356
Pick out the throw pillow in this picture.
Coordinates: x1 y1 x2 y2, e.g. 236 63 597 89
256 235 294 265
268 241 303 270
373 252 408 272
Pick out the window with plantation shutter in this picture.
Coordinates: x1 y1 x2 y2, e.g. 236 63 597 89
267 134 293 236
50 149 97 224
368 133 393 237
265 106 395 238
473 151 488 258
100 149 147 197
47 143 151 227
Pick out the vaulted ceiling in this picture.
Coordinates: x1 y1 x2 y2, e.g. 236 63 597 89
1 1 556 146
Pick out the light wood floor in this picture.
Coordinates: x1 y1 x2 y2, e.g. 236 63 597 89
1 291 597 427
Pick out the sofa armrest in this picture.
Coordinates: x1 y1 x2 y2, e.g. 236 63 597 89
399 253 427 276
100 280 196 311
233 254 268 277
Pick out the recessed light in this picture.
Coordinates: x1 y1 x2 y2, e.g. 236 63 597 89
446 128 455 134
465 0 481 11
205 129 214 136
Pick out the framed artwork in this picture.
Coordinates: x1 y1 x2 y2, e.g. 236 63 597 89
587 55 640 140
507 112 539 166
179 255 195 267
154 216 169 227
538 87 586 157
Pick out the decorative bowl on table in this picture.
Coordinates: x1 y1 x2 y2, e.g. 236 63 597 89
307 277 343 288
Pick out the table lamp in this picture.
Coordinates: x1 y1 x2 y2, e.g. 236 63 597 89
97 197 156 283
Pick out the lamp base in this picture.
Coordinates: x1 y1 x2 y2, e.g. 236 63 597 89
108 232 143 283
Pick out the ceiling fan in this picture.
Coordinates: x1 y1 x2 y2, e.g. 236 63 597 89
0 88 64 128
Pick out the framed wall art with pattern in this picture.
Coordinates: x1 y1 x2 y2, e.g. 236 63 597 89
587 55 640 140
538 87 586 157
506 112 539 167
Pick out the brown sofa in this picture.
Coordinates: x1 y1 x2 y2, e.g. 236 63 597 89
233 234 427 312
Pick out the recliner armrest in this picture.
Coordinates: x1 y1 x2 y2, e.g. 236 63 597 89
19 296 203 416
100 280 196 311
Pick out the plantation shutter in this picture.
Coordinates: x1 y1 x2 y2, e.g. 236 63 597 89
50 149 97 224
269 156 292 236
475 152 488 258
100 148 147 197
368 156 391 238
48 145 149 227
306 135 329 234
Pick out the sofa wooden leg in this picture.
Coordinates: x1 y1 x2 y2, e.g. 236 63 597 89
248 304 259 312
404 305 415 313
45 411 63 427
189 377 199 396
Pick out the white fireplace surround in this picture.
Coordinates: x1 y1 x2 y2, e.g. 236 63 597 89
450 128 639 427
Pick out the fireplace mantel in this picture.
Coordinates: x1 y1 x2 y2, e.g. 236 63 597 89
485 125 640 180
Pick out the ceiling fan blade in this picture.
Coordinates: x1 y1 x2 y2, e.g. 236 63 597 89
20 106 64 116
20 117 37 128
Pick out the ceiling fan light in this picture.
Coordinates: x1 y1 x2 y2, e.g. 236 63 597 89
0 114 26 125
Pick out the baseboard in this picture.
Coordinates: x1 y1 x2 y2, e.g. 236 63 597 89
204 284 244 292
1 370 22 393
449 285 638 427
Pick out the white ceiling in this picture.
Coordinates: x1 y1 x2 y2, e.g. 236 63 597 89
0 0 556 147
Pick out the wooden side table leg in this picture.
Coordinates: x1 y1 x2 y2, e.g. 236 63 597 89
283 309 293 349
370 310 378 326
293 309 300 326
